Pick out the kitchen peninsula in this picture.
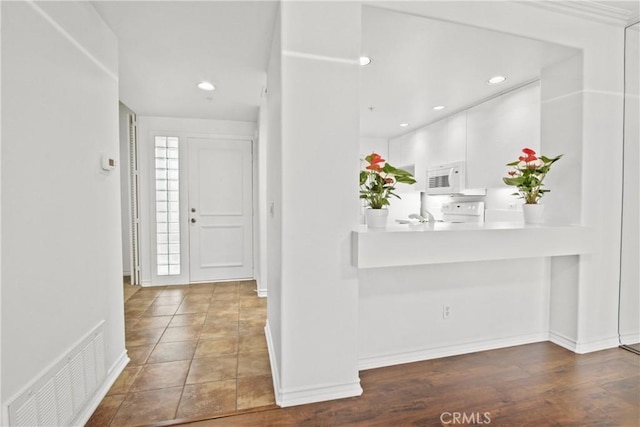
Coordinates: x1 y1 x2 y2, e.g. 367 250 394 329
354 222 595 371
353 222 593 268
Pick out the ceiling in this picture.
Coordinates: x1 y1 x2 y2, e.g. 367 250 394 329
92 1 629 137
92 1 278 122
360 6 580 138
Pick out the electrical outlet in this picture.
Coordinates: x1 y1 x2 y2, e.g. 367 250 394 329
443 305 451 320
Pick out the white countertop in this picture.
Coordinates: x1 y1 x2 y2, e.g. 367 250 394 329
352 222 595 268
356 221 575 232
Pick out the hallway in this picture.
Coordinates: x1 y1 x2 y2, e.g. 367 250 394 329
87 280 275 426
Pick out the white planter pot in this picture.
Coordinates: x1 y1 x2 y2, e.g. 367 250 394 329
365 208 389 228
523 203 544 224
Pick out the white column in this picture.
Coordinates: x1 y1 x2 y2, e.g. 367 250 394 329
275 1 362 406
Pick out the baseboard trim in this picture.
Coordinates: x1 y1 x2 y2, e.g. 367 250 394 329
257 288 267 298
265 321 362 407
359 332 549 371
549 331 577 352
620 332 640 346
574 336 620 354
277 380 363 408
549 331 621 354
264 321 282 407
74 350 130 426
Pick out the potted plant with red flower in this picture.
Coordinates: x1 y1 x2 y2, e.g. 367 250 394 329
503 147 562 223
359 152 416 227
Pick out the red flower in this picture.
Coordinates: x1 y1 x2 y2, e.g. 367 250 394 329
368 153 385 165
522 148 536 156
385 177 394 184
519 154 537 162
366 163 382 172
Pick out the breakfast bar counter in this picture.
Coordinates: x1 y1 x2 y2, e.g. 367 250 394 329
352 222 594 269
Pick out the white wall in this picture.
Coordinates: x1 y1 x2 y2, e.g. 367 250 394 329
359 136 388 160
136 116 256 286
374 1 625 352
1 0 125 420
359 258 549 369
540 54 584 225
119 103 135 276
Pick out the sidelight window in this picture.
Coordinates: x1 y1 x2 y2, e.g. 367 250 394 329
155 136 181 276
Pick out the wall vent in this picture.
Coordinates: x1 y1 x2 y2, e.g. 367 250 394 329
7 322 106 426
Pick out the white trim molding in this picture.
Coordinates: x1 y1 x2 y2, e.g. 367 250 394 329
265 321 362 407
549 331 620 353
549 331 578 352
25 1 118 80
574 335 621 354
282 50 358 65
522 0 638 27
264 321 282 406
359 332 549 371
276 380 363 408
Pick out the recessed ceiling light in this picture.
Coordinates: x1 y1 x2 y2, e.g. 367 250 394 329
399 123 409 127
359 56 372 66
197 81 215 91
487 75 506 85
433 105 445 111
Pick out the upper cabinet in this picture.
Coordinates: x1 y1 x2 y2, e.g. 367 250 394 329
388 131 423 191
420 111 467 169
466 82 541 188
385 81 540 192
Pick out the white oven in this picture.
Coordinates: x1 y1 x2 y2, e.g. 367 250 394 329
441 201 485 223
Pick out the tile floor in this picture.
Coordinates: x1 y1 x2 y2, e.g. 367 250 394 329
87 280 275 427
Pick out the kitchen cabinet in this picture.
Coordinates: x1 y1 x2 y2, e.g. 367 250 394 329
388 132 416 167
420 111 467 169
466 82 540 188
386 82 539 192
388 131 424 191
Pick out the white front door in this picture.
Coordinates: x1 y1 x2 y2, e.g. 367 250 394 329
188 138 253 282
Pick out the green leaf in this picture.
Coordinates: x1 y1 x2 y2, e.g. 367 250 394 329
393 168 413 176
395 175 417 184
503 177 525 186
381 163 396 174
359 171 368 185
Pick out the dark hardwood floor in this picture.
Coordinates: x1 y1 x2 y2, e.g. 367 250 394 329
155 342 639 427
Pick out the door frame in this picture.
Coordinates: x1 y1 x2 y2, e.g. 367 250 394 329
136 117 258 286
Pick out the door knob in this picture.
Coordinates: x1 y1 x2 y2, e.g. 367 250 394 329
191 218 196 223
191 208 196 212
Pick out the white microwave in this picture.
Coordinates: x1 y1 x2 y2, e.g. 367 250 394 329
426 161 465 195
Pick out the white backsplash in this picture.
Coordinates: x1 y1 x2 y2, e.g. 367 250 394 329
362 187 524 225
